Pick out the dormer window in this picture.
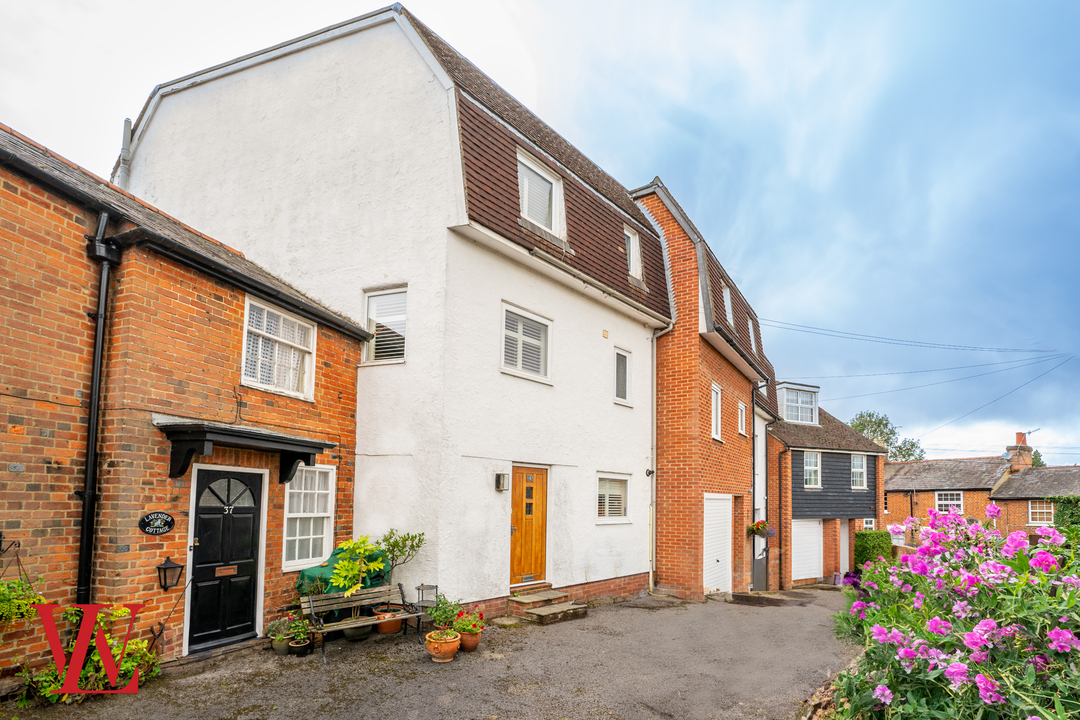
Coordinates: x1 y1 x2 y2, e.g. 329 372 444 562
747 316 757 354
517 150 565 239
624 226 642 279
777 382 819 424
723 286 734 326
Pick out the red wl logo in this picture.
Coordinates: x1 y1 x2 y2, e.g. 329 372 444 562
34 604 145 695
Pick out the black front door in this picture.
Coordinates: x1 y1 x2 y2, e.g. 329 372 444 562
189 469 262 652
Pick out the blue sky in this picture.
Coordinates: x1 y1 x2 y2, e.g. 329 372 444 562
3 1 1078 462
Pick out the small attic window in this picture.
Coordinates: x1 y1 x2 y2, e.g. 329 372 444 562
723 286 734 326
624 226 642 279
747 316 757 354
517 150 565 238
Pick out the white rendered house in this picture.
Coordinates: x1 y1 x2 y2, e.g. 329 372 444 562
119 5 673 607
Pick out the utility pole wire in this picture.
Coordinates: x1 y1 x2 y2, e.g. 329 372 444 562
760 319 1055 353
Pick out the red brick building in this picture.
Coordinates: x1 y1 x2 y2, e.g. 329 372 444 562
632 179 778 600
0 124 369 680
885 432 1072 540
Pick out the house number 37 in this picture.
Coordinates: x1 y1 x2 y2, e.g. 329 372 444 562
222 505 235 514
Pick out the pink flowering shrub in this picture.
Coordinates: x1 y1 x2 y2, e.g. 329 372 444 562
833 507 1080 719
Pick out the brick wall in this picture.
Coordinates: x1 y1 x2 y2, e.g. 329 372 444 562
0 165 361 675
637 192 755 600
885 489 1048 540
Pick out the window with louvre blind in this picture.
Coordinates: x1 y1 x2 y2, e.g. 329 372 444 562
365 289 407 362
597 477 628 520
242 298 316 400
283 465 335 571
517 150 564 237
502 306 550 380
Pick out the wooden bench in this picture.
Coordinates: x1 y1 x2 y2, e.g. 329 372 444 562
300 583 422 663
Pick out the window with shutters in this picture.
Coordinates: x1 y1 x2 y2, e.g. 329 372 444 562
624 226 642 279
711 384 722 441
242 298 316 400
283 465 335 571
614 348 631 405
803 452 820 488
364 289 407 363
597 476 628 521
517 151 565 238
502 305 551 382
1029 500 1054 525
851 455 866 489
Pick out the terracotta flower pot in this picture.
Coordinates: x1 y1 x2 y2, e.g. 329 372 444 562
425 631 460 663
289 638 313 656
374 605 402 634
458 630 482 652
271 636 292 655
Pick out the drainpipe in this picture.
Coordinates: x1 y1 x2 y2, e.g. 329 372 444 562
76 212 122 604
649 322 674 594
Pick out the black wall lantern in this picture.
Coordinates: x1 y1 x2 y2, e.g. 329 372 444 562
156 557 184 591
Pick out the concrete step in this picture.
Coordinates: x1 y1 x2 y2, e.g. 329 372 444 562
523 601 588 625
508 589 569 617
729 591 816 607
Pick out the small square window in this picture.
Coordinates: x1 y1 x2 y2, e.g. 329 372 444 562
242 298 316 399
598 477 627 518
503 306 550 379
863 518 875 531
365 290 407 362
624 227 642 280
1029 500 1054 525
851 455 866 489
711 384 722 441
615 349 631 404
935 491 963 514
738 402 748 436
517 151 564 238
803 452 820 488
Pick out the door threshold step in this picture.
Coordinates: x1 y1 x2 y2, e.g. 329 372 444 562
509 589 568 605
523 601 588 625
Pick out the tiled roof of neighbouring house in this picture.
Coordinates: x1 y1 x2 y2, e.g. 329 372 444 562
770 408 887 454
993 466 1080 499
0 123 368 342
884 457 1010 492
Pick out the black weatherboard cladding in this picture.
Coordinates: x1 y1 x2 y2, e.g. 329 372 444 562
791 451 877 519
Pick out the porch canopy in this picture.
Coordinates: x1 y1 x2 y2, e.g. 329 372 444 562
152 413 336 483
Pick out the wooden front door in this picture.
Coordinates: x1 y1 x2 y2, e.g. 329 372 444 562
188 469 262 652
510 466 547 585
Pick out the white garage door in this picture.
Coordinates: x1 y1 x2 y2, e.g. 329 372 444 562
703 494 732 593
792 519 823 581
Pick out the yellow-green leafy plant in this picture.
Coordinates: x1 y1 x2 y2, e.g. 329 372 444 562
329 537 385 598
0 578 44 624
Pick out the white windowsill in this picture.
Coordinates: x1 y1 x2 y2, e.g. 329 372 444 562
361 358 407 367
614 398 633 408
804 486 822 490
1027 522 1053 527
596 518 632 525
240 377 314 403
501 366 554 386
282 558 331 574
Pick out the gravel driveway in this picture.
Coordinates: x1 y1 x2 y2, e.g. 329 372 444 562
3 590 858 720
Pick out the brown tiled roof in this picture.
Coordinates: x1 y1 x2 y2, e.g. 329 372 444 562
0 123 368 341
884 457 1010 492
993 466 1080 499
399 7 653 230
770 408 886 453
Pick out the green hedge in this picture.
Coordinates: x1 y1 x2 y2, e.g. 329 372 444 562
854 530 892 569
1048 495 1080 528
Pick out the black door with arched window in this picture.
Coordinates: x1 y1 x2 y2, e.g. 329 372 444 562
189 469 262 651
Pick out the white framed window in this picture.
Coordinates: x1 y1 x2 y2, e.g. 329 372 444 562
803 452 820 488
884 491 889 513
1029 500 1054 526
863 518 875 531
747 317 757 354
851 455 866 489
624 226 642 279
723 285 734 326
614 348 631 405
782 389 817 424
597 476 628 520
935 491 963 514
518 150 565 238
365 289 407 362
711 384 722 441
738 402 748 436
242 297 316 400
283 465 335 571
503 305 550 380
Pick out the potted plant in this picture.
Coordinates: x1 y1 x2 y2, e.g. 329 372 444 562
330 536 385 596
424 628 461 663
288 615 313 656
427 592 463 630
0 577 45 625
452 605 485 652
265 617 292 656
747 520 776 539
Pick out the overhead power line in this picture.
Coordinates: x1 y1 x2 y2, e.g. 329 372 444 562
785 354 1071 380
917 355 1075 440
822 354 1069 401
759 319 1056 353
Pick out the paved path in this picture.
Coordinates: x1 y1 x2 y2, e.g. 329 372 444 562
4 590 858 720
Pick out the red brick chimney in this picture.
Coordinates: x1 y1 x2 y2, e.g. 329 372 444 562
1006 432 1033 474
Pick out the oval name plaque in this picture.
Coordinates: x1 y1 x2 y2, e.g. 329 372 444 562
139 512 175 535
